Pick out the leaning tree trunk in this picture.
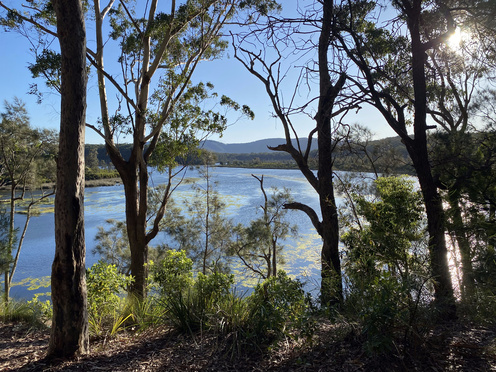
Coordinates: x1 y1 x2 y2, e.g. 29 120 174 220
48 0 89 358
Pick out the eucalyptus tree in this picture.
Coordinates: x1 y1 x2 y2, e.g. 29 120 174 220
0 0 279 299
0 98 57 303
395 0 496 302
332 0 459 318
86 0 278 299
48 0 89 358
233 0 353 305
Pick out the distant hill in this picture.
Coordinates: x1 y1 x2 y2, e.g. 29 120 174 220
201 136 406 155
369 136 405 151
201 138 318 154
86 136 410 173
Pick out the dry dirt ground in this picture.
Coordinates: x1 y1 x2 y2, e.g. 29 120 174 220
1 321 496 371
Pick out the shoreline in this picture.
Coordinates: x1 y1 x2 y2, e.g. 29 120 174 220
84 177 122 187
0 177 122 191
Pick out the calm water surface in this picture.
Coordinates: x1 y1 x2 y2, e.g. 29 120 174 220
9 167 338 299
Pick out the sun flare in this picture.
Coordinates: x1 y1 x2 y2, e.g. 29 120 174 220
448 28 462 48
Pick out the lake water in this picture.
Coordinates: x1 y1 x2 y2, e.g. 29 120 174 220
8 167 333 299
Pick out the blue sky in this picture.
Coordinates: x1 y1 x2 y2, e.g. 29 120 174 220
0 3 396 145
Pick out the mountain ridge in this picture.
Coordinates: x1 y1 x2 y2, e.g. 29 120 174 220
201 136 402 154
201 138 318 154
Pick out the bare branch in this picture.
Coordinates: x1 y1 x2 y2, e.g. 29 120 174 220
283 202 322 236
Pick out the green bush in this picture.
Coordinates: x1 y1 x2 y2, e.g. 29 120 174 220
247 270 313 342
341 176 431 355
27 292 52 324
151 250 193 298
156 269 314 350
86 260 134 336
162 271 234 333
194 271 234 309
359 273 409 354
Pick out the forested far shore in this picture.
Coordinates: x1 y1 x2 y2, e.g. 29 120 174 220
85 135 413 175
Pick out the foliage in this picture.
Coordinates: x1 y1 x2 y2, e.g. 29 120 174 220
151 250 193 299
0 98 57 186
341 176 430 355
334 124 412 176
93 219 131 275
157 268 313 348
246 270 313 342
0 298 47 328
0 98 57 302
94 218 166 276
85 148 99 170
86 261 134 337
148 82 247 171
467 245 496 324
195 271 235 310
27 49 62 101
0 207 11 274
431 125 496 305
27 292 52 324
85 167 118 180
160 271 235 334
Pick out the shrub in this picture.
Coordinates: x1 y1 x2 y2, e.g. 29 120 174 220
0 298 47 328
86 260 134 336
359 273 409 354
341 176 431 355
194 271 234 309
247 270 313 342
27 292 52 324
162 271 234 333
151 250 193 298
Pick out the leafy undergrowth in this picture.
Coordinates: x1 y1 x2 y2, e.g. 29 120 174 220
1 320 495 371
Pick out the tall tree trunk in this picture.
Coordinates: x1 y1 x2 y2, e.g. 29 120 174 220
48 0 89 357
414 152 456 317
102 129 150 300
407 2 456 318
318 174 341 305
122 158 149 300
316 0 343 305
